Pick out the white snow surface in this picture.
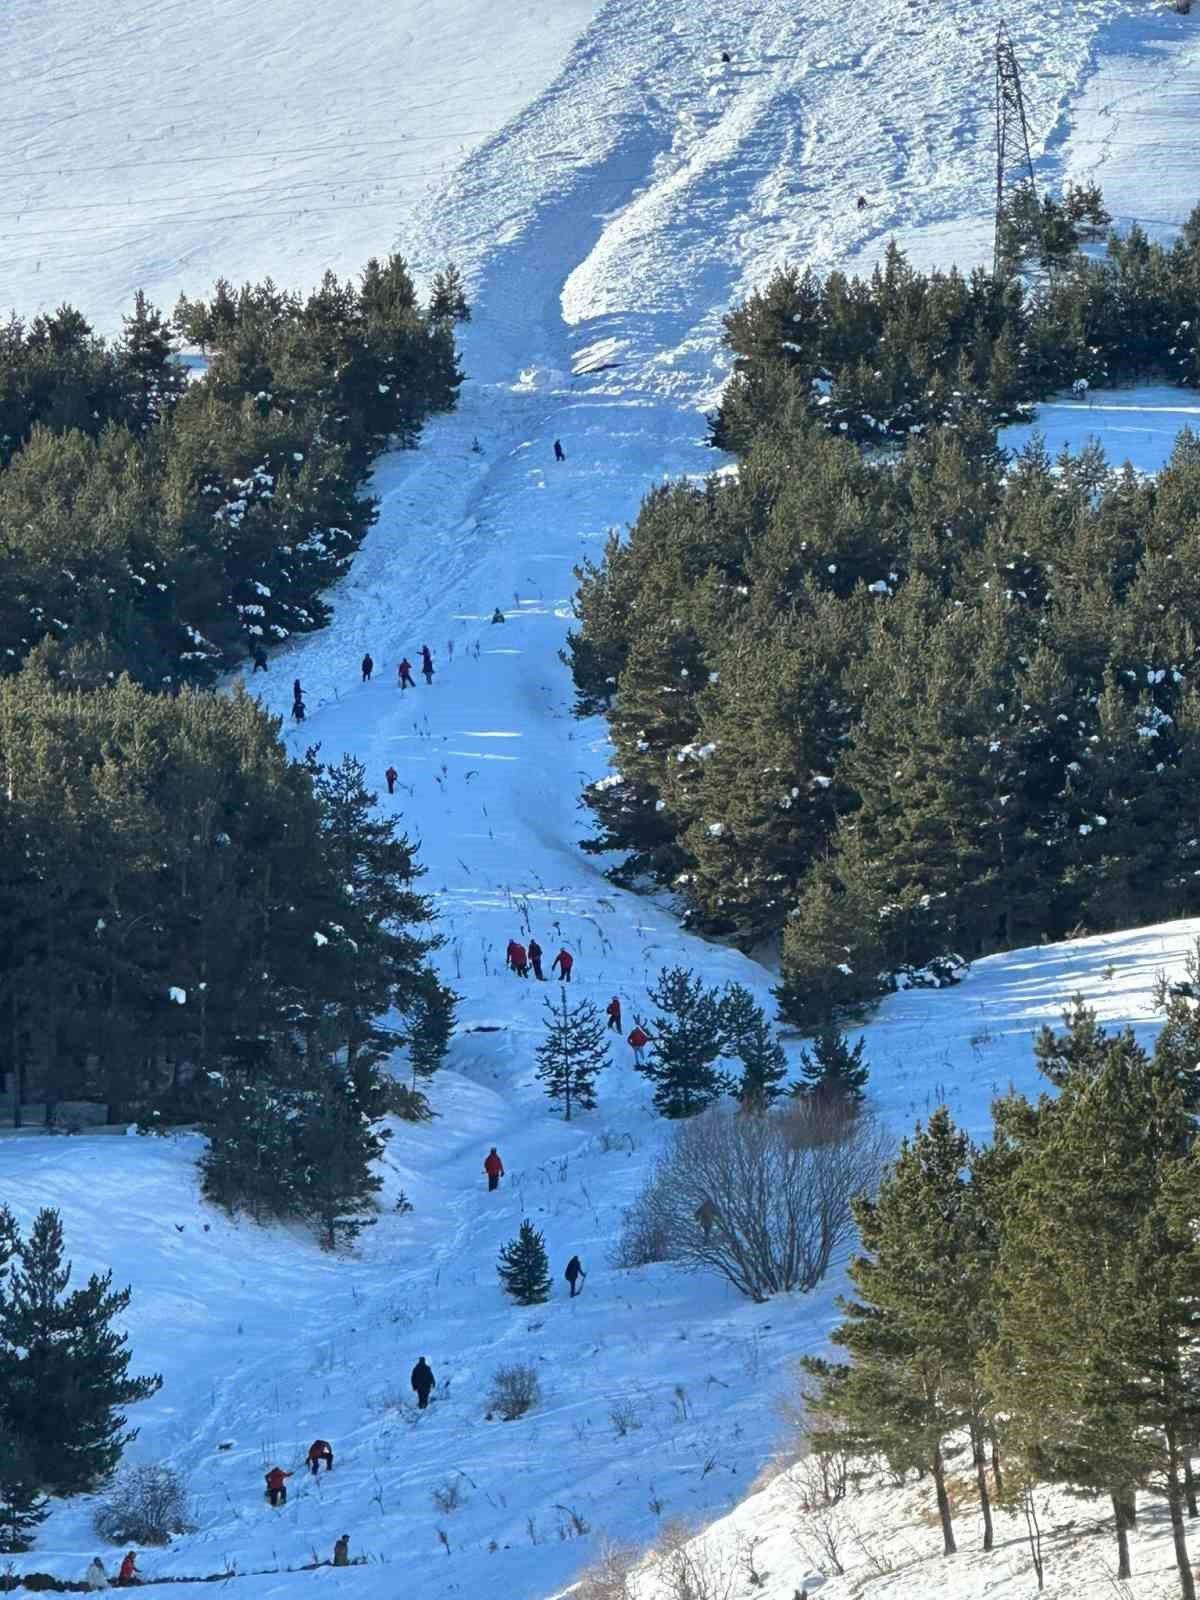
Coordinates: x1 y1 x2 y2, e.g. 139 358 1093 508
5 0 1200 1595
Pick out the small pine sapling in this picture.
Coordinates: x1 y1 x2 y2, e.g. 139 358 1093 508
535 991 610 1119
796 1027 869 1105
497 1219 552 1305
720 983 788 1107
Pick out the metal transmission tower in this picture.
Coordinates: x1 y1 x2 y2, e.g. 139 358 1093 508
993 23 1037 274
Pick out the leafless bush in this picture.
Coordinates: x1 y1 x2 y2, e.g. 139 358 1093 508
793 1506 847 1577
615 1105 891 1301
650 1520 739 1600
432 1477 465 1514
555 1503 591 1538
610 1398 643 1437
94 1464 195 1546
784 1451 851 1512
487 1362 541 1420
574 1541 640 1600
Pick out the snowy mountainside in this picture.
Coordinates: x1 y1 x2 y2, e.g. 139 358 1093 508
4 0 1200 1595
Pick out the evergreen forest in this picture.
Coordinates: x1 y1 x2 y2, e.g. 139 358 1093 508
569 198 1200 1025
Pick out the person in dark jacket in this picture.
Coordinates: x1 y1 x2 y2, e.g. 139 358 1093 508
385 765 398 795
292 697 306 723
491 607 506 624
553 439 565 462
397 657 415 690
251 646 268 672
527 938 544 980
306 1438 333 1474
551 947 573 981
484 1147 504 1190
292 678 303 703
361 653 374 683
420 644 434 684
564 1255 586 1297
606 996 621 1031
411 1356 436 1409
265 1466 292 1506
695 1198 719 1241
856 193 868 211
333 1535 350 1567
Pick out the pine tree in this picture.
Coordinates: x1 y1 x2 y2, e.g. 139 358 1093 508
535 991 609 1119
292 1069 384 1250
429 265 470 324
719 984 788 1107
0 1428 47 1553
797 1026 869 1104
497 1220 552 1306
0 1209 161 1494
637 966 728 1118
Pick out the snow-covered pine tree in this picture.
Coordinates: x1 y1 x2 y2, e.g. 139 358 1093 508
720 983 788 1107
293 1068 385 1250
796 1026 869 1104
535 991 609 1119
0 1208 161 1494
496 1220 552 1306
638 966 727 1119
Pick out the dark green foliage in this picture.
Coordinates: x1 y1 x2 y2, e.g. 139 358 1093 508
0 258 464 687
638 967 728 1118
535 991 609 1119
0 1428 47 1553
497 1220 552 1306
719 984 788 1106
797 1027 869 1104
0 1209 160 1496
0 672 448 1143
291 1069 384 1249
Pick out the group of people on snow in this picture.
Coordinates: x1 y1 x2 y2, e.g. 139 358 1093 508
505 939 572 981
83 1552 139 1588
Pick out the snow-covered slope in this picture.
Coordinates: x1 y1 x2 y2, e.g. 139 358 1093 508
5 0 1200 1595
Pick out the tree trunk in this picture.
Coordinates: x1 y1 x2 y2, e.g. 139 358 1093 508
931 1446 957 1556
1185 1447 1198 1519
971 1423 994 1552
990 1429 1004 1500
1167 1428 1197 1600
1111 1489 1134 1580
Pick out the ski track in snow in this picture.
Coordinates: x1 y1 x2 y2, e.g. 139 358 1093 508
4 1 1200 1594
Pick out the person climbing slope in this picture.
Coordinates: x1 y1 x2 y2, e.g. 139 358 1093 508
397 657 415 690
484 1147 504 1191
306 1438 334 1474
564 1255 586 1297
84 1557 109 1590
265 1466 292 1507
385 765 398 795
333 1535 350 1567
116 1552 139 1586
606 996 621 1031
553 439 565 462
527 937 544 980
627 1025 648 1065
251 646 268 673
508 940 528 977
420 644 434 685
551 947 573 982
411 1356 436 1409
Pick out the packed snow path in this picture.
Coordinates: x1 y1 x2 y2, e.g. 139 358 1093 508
4 1 1200 1596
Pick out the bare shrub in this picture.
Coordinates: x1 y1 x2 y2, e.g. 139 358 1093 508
610 1399 643 1438
794 1506 847 1577
615 1105 891 1301
432 1477 465 1514
555 1503 590 1538
784 1451 851 1513
650 1520 739 1600
94 1464 195 1546
487 1362 541 1420
575 1541 640 1600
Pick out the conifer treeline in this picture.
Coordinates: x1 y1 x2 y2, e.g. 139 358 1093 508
0 259 466 688
802 989 1200 1598
570 205 1200 1026
0 668 453 1135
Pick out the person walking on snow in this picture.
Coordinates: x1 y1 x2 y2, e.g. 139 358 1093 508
307 1438 334 1475
606 996 622 1031
292 697 306 723
85 1558 109 1590
411 1356 436 1409
564 1255 586 1297
265 1466 292 1507
420 644 434 684
484 1147 504 1191
333 1535 350 1567
385 765 398 795
508 941 529 978
251 646 268 673
117 1553 139 1586
361 653 374 683
554 439 565 462
292 678 303 703
627 1025 648 1065
527 937 545 980
551 947 573 982
397 657 415 690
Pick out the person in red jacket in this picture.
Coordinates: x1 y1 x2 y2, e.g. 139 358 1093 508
527 937 545 980
551 947 573 982
397 658 415 690
265 1466 293 1507
606 996 621 1031
627 1025 648 1066
306 1438 333 1474
484 1147 504 1191
385 765 398 795
117 1551 139 1586
509 941 529 978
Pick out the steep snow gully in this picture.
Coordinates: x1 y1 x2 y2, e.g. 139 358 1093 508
4 0 1200 1596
